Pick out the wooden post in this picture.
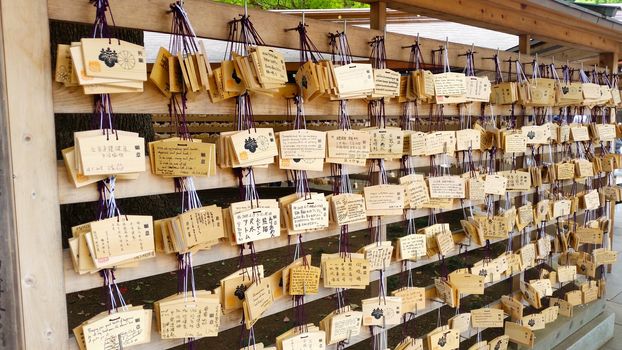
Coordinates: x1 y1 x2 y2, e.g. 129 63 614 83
370 1 387 31
599 52 619 74
0 0 68 349
608 202 616 273
519 34 531 56
600 51 620 274
0 10 23 349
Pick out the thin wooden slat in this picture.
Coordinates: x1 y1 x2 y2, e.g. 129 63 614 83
64 182 551 293
64 192 584 349
66 246 535 350
64 231 490 350
51 80 517 115
59 148 521 204
65 190 487 293
0 0 68 348
64 212 404 293
58 158 400 205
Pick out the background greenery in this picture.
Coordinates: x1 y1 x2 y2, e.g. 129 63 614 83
575 0 622 4
216 0 367 10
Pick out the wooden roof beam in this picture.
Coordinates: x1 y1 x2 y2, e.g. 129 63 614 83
273 8 424 24
363 0 621 54
370 1 387 31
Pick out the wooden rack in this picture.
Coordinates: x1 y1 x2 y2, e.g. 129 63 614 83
0 0 616 349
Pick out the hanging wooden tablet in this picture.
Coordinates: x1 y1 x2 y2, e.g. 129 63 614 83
73 306 152 350
361 296 402 326
428 176 465 199
155 291 221 339
80 38 147 81
426 326 459 350
504 321 534 347
500 295 524 321
322 254 370 289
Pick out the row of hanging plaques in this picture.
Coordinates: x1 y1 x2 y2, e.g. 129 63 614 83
55 39 621 110
54 34 621 350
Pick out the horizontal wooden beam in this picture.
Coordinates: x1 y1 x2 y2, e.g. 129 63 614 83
274 8 423 24
58 158 399 205
67 236 561 350
65 233 528 349
65 213 407 293
60 147 515 204
368 0 621 54
48 0 612 116
47 0 604 77
52 81 515 116
508 0 622 44
64 179 558 293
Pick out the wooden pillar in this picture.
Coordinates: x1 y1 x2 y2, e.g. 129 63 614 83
599 52 619 74
0 10 23 349
0 0 67 349
600 51 619 272
370 1 387 31
519 34 531 55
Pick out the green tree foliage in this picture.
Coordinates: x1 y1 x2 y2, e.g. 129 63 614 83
575 0 622 4
215 0 368 10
